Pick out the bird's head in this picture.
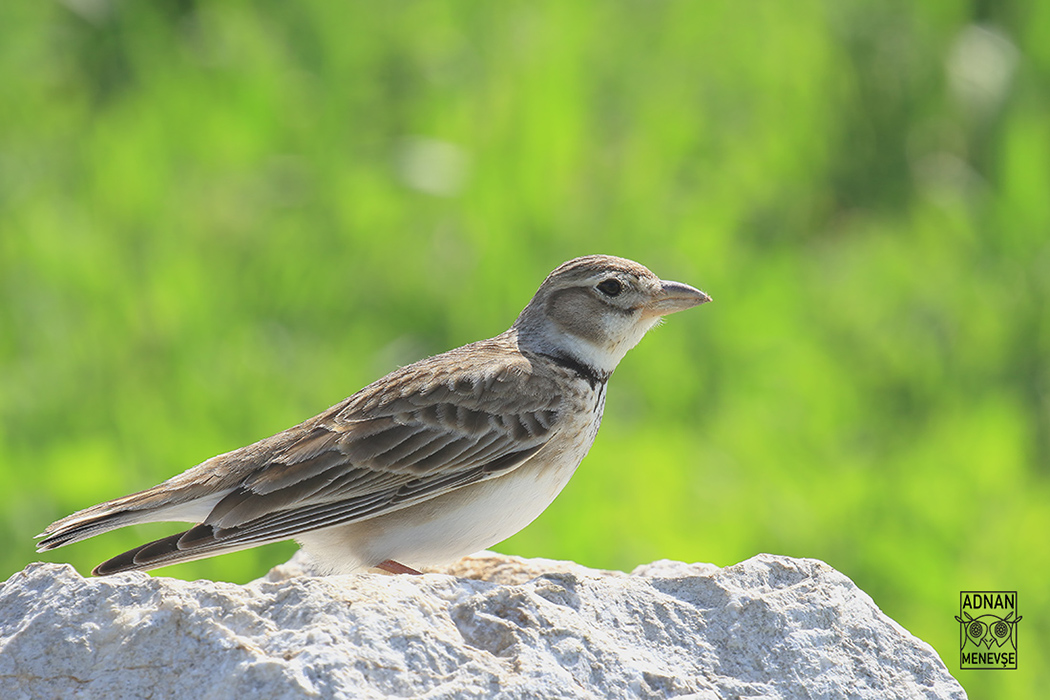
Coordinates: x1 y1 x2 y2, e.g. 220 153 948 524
514 255 711 374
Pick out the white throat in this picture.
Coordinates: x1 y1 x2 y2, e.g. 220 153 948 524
548 316 661 375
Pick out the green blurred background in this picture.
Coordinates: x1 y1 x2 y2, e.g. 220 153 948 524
2 1 1047 696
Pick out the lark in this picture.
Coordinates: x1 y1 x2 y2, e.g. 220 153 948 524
37 255 710 576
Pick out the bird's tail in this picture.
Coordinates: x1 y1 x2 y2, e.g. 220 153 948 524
35 488 226 553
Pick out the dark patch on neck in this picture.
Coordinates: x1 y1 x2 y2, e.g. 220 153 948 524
537 351 610 389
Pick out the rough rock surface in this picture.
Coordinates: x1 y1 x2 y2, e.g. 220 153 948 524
0 552 965 699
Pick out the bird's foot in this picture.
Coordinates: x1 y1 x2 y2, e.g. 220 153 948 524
375 559 423 575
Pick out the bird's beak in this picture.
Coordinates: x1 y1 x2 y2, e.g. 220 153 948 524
645 280 712 318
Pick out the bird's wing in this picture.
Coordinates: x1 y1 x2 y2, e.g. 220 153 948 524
44 344 572 573
202 345 564 529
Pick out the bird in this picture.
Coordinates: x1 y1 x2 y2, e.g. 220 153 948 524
36 255 710 577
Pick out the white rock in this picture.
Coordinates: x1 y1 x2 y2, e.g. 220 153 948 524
0 553 965 699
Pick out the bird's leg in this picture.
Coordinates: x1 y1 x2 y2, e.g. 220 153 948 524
375 559 423 575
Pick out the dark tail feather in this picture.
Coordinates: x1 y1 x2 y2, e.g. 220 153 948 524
37 511 141 551
92 525 236 575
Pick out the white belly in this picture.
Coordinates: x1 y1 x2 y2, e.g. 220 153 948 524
296 411 602 574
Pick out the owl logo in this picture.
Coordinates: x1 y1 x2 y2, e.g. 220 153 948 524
957 591 1020 669
955 610 1021 650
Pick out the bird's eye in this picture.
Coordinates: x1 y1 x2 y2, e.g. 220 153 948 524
596 279 623 297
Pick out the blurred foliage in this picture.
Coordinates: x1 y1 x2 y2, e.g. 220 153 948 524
1 1 1048 696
